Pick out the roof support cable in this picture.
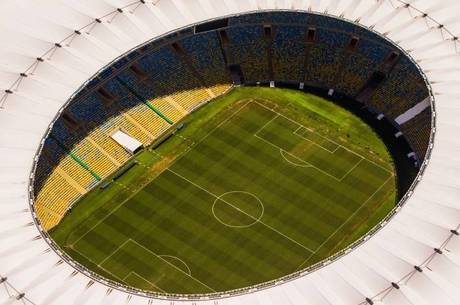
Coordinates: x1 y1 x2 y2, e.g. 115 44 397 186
15 293 25 300
29 58 43 76
438 24 446 41
0 93 8 109
46 43 62 61
107 10 122 24
66 30 82 47
129 1 144 14
420 13 431 29
13 73 28 91
453 37 459 54
85 20 100 35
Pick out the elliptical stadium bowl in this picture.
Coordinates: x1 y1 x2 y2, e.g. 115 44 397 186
1 1 460 305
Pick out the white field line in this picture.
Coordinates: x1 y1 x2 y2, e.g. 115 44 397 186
155 99 254 168
143 99 263 179
338 158 364 181
123 271 167 293
253 100 393 174
253 134 312 169
98 239 130 267
293 125 302 134
129 239 216 292
293 127 339 153
296 174 394 271
71 98 390 282
70 133 192 246
70 100 256 275
167 168 315 254
211 191 265 229
150 135 195 161
70 179 151 247
293 124 337 153
158 255 192 275
279 150 312 168
254 113 280 135
71 247 127 284
254 133 345 182
253 108 363 181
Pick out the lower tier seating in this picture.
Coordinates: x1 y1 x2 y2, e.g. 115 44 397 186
35 171 82 230
33 11 431 231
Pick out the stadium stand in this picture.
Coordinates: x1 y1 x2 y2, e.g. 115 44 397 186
226 25 271 82
399 108 432 160
304 44 344 87
33 11 430 230
179 31 230 89
335 53 377 96
272 25 306 81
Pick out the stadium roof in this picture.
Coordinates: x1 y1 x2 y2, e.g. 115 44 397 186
1 0 460 304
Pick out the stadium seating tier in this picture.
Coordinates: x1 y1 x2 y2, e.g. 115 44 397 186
34 11 431 230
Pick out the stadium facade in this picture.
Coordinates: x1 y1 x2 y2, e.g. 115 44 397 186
0 0 459 304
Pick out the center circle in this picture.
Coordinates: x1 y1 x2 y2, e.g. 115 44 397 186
212 191 264 228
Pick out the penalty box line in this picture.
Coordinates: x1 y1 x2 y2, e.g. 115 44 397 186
166 168 315 254
122 271 167 293
253 107 364 182
71 246 128 285
97 239 130 267
253 100 342 153
70 104 240 248
293 125 339 153
69 101 255 247
128 239 216 292
254 132 358 182
295 174 394 271
97 238 215 293
157 99 255 171
71 100 255 290
255 133 312 169
253 100 393 175
69 159 167 248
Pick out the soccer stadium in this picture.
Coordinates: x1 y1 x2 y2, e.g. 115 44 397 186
0 0 459 304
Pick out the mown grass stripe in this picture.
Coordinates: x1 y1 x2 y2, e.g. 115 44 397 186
52 87 396 294
173 150 342 245
180 133 363 214
155 171 309 268
128 178 286 286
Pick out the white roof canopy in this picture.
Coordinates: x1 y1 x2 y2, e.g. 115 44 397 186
1 1 460 304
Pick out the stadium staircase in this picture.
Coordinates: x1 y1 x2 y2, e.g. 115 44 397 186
265 25 274 80
115 77 174 125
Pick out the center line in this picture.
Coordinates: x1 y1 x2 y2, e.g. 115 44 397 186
167 168 315 254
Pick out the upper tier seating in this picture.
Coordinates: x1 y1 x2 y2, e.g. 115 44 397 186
273 25 306 81
34 11 431 230
227 26 270 82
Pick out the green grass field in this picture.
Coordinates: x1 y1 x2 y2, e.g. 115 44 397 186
51 87 396 295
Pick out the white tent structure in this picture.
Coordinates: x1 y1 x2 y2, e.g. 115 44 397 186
111 130 143 154
0 0 459 304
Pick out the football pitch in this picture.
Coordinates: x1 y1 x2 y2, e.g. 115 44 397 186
51 87 396 295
